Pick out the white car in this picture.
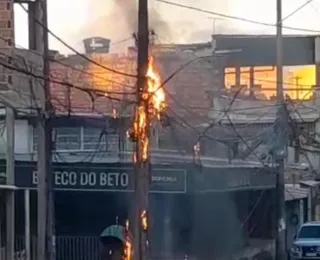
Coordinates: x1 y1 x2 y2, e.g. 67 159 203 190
291 222 320 259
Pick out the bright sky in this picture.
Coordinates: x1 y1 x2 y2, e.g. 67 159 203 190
13 0 320 54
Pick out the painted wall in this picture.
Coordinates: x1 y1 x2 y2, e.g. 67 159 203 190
0 119 31 155
286 199 307 250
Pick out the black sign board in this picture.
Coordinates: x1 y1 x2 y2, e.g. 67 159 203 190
83 37 111 54
1 162 186 193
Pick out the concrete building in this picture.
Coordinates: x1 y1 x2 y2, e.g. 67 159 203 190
3 2 318 257
0 43 278 259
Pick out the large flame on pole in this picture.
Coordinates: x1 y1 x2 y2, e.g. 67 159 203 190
133 56 166 161
141 210 148 231
145 56 166 118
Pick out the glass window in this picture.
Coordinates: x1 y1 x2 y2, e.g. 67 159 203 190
83 127 107 151
32 127 37 152
56 127 81 150
33 126 122 152
106 134 119 152
298 226 320 239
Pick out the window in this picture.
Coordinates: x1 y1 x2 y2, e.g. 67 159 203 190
7 75 12 84
32 127 38 152
83 127 107 151
55 127 81 150
298 226 320 239
107 134 119 152
33 126 121 152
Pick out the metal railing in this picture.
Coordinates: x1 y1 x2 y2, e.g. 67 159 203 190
15 235 100 260
13 236 190 260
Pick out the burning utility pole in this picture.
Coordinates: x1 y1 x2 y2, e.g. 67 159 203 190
130 2 166 260
134 0 150 260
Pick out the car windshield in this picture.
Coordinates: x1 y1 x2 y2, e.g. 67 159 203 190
298 226 320 239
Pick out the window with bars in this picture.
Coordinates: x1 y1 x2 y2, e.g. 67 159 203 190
33 126 121 152
55 127 81 151
83 127 107 151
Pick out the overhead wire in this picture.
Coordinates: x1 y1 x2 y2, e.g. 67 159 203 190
0 56 136 103
282 0 316 21
18 3 137 78
0 35 136 90
6 23 282 168
0 51 134 163
0 51 133 162
152 32 278 161
155 0 320 33
10 15 280 242
151 27 312 249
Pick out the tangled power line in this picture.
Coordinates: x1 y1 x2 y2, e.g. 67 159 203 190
3 2 320 256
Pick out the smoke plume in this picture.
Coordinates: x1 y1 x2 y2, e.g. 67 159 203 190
72 0 250 53
114 0 173 41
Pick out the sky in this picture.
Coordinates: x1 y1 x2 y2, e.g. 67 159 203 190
13 0 320 54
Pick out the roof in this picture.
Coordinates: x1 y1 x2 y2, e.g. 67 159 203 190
285 184 309 201
300 180 320 187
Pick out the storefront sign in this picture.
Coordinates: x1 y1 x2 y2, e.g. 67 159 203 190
9 162 186 193
195 167 276 192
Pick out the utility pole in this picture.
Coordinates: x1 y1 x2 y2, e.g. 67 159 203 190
5 106 15 260
134 0 150 260
34 0 54 260
294 76 302 100
275 0 287 259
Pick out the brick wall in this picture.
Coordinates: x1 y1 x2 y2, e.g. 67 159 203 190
0 0 14 90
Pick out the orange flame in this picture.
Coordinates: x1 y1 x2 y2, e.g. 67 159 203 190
124 220 132 260
133 106 148 161
145 56 166 118
132 56 166 161
141 210 147 231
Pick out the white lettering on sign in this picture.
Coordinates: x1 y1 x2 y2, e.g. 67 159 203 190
152 176 177 182
32 171 38 184
55 171 77 186
100 172 128 187
32 170 129 188
90 38 103 49
79 172 96 186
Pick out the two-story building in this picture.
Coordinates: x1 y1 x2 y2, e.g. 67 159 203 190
0 41 279 260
